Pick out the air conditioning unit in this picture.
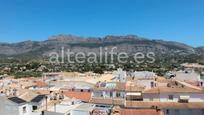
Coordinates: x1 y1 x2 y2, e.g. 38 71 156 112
179 96 190 103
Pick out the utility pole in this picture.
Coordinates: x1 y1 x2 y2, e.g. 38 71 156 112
54 103 56 112
45 96 48 111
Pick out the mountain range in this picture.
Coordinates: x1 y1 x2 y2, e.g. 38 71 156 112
0 34 203 63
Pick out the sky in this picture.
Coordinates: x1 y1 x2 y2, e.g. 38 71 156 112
0 0 204 47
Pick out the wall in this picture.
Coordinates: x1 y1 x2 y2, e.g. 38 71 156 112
143 93 160 101
70 110 90 115
3 99 32 115
143 93 204 102
93 91 125 99
135 80 155 88
162 109 204 115
0 95 6 115
159 93 204 102
18 104 32 115
44 111 64 115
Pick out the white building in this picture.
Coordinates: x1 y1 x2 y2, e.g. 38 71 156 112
0 95 32 115
30 95 47 111
173 70 200 81
131 71 157 79
44 98 82 115
143 87 204 102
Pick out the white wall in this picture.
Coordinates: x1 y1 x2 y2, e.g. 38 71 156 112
3 99 32 115
44 111 64 115
143 93 160 101
159 93 204 102
143 93 204 102
0 95 6 115
18 104 32 115
71 110 90 115
135 80 155 88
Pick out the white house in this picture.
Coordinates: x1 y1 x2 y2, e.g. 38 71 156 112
0 95 32 115
30 95 47 111
143 87 204 102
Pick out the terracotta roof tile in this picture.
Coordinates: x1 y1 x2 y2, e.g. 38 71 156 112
35 81 48 87
35 90 50 95
63 91 91 102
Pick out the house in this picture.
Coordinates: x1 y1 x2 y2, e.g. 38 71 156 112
0 95 32 115
92 104 113 115
91 81 144 105
42 73 63 82
44 101 94 115
125 101 204 115
30 95 47 111
198 72 204 87
173 70 200 82
131 71 157 79
143 82 204 102
44 98 82 115
92 82 126 99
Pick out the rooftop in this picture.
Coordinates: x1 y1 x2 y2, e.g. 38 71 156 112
35 81 48 87
47 102 81 114
31 95 46 103
63 90 91 102
73 103 94 111
144 86 204 94
8 97 27 104
181 63 204 69
19 90 39 101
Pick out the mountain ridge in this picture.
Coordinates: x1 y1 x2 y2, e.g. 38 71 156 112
0 34 200 47
0 34 203 62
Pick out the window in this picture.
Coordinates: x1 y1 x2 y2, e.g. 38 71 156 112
116 92 121 97
168 95 174 100
23 106 27 113
166 109 169 114
113 111 119 114
110 92 113 97
32 106 37 111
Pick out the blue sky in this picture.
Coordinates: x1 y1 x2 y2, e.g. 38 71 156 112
0 0 203 47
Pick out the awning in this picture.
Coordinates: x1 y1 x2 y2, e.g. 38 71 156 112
180 96 190 100
126 92 141 96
